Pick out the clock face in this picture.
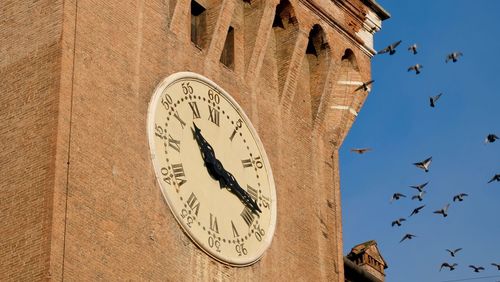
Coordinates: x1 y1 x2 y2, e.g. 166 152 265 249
147 72 277 266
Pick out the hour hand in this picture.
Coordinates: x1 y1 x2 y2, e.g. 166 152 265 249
192 123 230 186
192 123 221 181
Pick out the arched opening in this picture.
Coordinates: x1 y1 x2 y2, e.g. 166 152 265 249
306 24 330 121
272 0 299 97
340 49 359 71
326 48 363 145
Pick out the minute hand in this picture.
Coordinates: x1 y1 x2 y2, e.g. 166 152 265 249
220 169 262 214
192 123 261 214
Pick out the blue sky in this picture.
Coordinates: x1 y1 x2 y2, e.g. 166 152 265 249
340 1 500 281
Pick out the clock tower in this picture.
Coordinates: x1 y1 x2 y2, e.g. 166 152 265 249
1 0 388 281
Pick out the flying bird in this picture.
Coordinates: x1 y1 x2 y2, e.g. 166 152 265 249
378 40 402 55
391 218 406 227
350 148 372 154
408 44 418 54
410 205 425 216
433 204 450 217
413 157 432 172
391 193 406 202
354 80 374 92
440 263 458 271
400 233 416 243
446 248 462 257
408 64 423 74
410 182 429 192
453 193 468 202
469 265 485 273
446 52 463 63
411 191 426 202
430 93 443 108
485 134 499 143
488 174 500 183
492 263 500 270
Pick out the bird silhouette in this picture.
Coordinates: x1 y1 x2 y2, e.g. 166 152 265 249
391 218 406 227
446 248 462 257
433 204 450 217
410 205 425 216
446 52 463 63
408 64 423 74
354 80 374 92
492 263 500 270
413 157 432 172
487 174 500 183
350 148 372 154
410 182 429 192
453 193 468 202
378 40 402 55
430 93 443 108
408 44 418 54
391 193 406 202
400 233 416 242
411 191 426 202
468 265 485 272
485 134 499 143
440 263 458 271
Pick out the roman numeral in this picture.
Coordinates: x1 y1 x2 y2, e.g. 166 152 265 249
186 192 200 216
229 119 242 141
240 207 255 227
168 135 180 152
208 106 220 126
241 159 253 168
173 110 186 128
172 163 187 187
246 185 258 201
241 157 263 169
209 213 219 234
189 102 201 119
229 129 237 141
231 221 239 237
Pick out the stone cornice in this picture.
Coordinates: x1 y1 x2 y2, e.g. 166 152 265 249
362 0 391 20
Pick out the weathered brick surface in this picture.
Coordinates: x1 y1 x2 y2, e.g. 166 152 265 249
1 0 381 280
0 1 63 281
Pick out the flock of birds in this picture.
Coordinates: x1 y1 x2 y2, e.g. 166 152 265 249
349 40 500 276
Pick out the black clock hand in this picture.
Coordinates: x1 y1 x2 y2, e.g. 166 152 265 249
220 169 262 214
192 123 227 185
192 123 261 214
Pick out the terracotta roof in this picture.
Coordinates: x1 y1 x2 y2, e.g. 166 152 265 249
347 240 388 268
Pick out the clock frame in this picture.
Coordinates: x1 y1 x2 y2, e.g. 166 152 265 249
147 72 277 266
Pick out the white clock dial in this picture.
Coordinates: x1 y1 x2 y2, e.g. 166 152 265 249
147 72 277 266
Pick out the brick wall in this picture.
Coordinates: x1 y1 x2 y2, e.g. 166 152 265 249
1 0 380 280
0 1 63 280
